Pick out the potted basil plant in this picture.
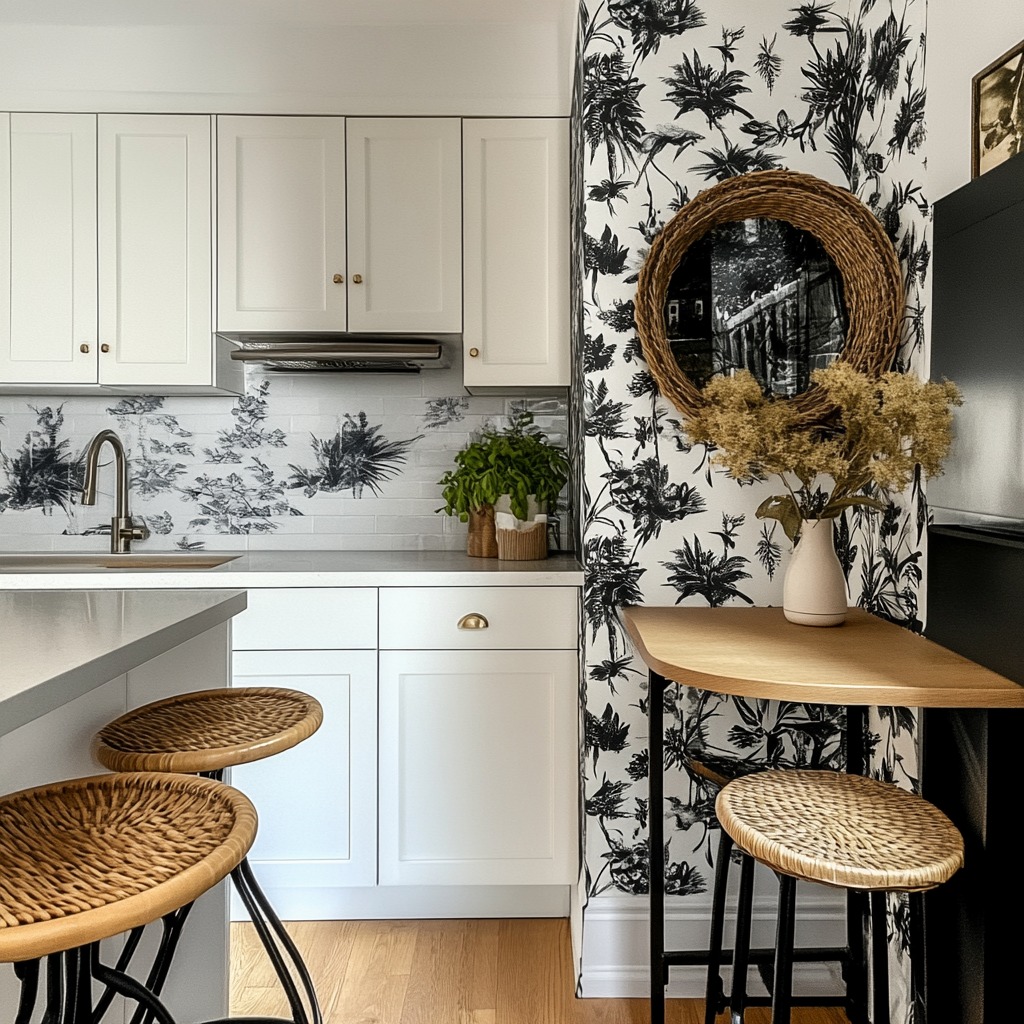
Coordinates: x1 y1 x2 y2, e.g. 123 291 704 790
436 411 569 557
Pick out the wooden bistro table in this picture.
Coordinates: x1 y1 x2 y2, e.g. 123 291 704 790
620 604 1024 1024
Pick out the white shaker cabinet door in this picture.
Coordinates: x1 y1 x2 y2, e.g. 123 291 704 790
462 118 569 389
97 114 214 387
378 648 578 886
345 117 462 333
217 115 346 333
0 113 98 385
230 649 378 918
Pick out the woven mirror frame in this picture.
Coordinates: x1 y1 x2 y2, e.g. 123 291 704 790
634 168 904 428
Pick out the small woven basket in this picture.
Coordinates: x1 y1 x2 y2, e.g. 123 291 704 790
496 521 548 560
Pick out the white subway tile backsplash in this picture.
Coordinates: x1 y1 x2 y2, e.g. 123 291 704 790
374 515 445 535
311 515 376 534
0 375 568 553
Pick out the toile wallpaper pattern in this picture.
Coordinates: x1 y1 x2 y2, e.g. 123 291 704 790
576 0 928 1015
0 362 569 552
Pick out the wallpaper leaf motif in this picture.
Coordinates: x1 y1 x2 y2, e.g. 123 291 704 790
662 49 754 126
108 396 193 498
0 405 83 514
661 530 754 606
181 379 295 533
607 0 707 64
287 413 423 498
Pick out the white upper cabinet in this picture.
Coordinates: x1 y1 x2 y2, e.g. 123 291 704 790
0 113 98 385
98 114 216 388
462 118 570 390
217 115 461 335
217 115 347 333
0 112 234 394
345 117 462 333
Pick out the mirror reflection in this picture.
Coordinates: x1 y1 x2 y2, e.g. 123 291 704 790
663 218 847 397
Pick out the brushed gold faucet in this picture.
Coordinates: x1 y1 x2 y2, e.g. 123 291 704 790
81 429 150 554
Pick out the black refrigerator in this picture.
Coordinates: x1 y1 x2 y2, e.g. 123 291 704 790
923 151 1024 1023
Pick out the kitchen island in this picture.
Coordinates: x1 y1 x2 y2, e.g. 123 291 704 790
0 550 586 971
0 587 247 1024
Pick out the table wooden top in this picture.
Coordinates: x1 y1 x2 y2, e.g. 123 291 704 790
620 605 1024 708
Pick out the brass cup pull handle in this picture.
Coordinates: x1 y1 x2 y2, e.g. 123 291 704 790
457 613 489 630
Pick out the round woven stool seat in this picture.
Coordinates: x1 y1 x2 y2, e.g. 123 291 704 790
0 772 256 964
93 687 323 774
715 769 964 892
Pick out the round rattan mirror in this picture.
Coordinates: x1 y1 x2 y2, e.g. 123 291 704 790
634 169 903 428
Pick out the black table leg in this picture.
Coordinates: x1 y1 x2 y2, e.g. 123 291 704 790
845 704 870 1024
649 671 667 1024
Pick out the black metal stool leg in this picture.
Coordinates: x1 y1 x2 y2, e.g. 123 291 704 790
13 958 40 1024
870 891 890 1024
90 924 146 1023
87 942 178 1024
704 828 733 1024
908 892 927 1024
43 952 64 1024
729 852 756 1023
129 904 196 1024
231 857 322 1024
770 874 797 1024
200 769 321 1024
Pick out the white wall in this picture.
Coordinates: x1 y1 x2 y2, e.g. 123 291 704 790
926 0 1024 201
0 5 574 116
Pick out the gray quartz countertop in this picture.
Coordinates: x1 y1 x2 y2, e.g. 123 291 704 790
0 588 247 737
0 549 583 589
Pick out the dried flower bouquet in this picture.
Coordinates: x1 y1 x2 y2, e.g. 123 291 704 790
681 362 963 541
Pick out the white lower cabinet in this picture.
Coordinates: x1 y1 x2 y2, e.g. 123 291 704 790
230 588 378 919
230 649 378 895
230 584 579 920
378 648 577 886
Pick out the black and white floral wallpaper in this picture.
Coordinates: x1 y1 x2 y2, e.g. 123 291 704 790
0 364 568 552
576 0 928 1015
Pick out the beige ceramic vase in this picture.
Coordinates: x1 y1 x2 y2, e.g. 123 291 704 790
782 517 848 627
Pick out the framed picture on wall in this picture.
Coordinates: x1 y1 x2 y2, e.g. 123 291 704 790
972 37 1024 177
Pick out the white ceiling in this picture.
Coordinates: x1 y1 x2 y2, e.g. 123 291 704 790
0 0 574 27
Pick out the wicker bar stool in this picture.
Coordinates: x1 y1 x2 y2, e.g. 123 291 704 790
713 769 964 1024
93 687 324 1024
0 772 256 1024
690 754 851 1024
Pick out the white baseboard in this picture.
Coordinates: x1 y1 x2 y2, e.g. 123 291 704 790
578 879 847 999
231 883 570 921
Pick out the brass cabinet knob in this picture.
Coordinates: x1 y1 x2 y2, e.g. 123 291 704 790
80 343 90 354
352 274 363 284
468 347 480 358
332 273 344 284
457 613 489 630
100 343 110 353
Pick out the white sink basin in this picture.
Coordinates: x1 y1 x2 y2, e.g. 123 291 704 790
0 552 241 572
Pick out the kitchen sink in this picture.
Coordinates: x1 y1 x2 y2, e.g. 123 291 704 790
0 552 241 572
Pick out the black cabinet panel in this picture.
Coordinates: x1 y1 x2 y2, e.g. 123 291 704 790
923 526 1024 1024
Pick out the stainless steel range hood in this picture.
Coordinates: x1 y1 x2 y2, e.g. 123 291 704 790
219 332 456 373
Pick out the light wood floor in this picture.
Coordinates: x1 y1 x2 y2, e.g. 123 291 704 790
230 918 851 1024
